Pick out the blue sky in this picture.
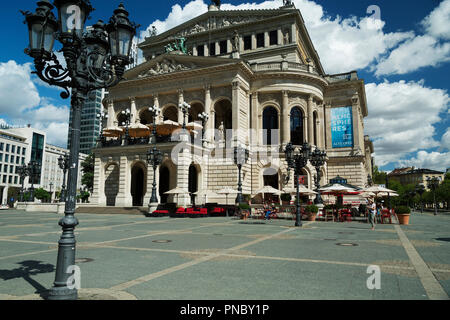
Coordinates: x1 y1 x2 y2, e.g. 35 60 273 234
0 0 449 172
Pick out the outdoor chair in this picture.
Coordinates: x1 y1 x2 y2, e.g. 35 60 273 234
324 210 335 222
380 209 392 224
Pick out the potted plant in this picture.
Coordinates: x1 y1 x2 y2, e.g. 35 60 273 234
281 193 292 205
305 205 319 221
395 206 411 225
238 203 251 220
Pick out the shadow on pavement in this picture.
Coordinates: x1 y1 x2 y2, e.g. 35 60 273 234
0 260 54 299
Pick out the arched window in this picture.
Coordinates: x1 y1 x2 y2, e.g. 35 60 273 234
263 106 279 145
163 106 178 122
290 107 304 145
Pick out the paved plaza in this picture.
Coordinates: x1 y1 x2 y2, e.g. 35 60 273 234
0 210 449 300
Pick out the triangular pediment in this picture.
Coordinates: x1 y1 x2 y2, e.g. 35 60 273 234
124 53 243 80
140 8 295 47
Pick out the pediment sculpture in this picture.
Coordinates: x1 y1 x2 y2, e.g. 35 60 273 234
138 59 198 78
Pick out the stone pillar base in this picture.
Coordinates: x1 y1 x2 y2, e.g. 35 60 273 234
148 202 159 215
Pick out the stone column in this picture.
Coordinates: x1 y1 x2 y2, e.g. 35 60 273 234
91 156 106 206
232 80 241 145
204 43 209 57
115 156 132 207
1 186 8 205
107 100 115 128
251 92 259 146
307 95 314 144
205 85 213 141
192 46 198 56
282 90 290 145
130 97 137 125
277 28 283 45
154 95 162 124
264 31 270 48
291 24 297 43
352 95 361 149
251 33 256 50
178 89 184 125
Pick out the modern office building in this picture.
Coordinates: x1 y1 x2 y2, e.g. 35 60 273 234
90 2 374 208
0 125 87 205
68 88 105 155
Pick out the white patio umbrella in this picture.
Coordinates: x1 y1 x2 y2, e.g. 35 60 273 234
283 186 317 196
217 187 239 205
194 190 219 204
363 186 397 194
165 187 189 204
255 186 282 196
320 184 356 193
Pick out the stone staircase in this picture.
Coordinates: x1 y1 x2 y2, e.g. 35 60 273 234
75 206 148 215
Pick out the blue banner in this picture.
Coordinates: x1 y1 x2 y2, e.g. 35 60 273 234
331 107 354 148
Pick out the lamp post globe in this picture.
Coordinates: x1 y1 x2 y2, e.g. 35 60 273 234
22 0 138 300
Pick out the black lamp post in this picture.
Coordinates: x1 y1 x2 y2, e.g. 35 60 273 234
147 147 163 210
22 0 138 300
198 112 209 142
427 176 441 216
18 165 30 202
121 108 131 145
310 147 327 205
58 153 69 202
415 184 425 213
233 146 249 204
27 161 41 202
148 105 161 141
285 142 312 227
179 102 191 130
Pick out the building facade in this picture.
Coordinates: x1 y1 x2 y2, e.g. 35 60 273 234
0 126 87 205
388 167 445 191
91 3 374 208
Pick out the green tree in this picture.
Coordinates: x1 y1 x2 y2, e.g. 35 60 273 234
35 188 51 203
81 154 94 192
372 165 387 185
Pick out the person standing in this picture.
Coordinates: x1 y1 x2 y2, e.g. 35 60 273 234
368 198 376 230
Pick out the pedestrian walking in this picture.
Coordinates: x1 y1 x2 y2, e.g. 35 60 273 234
368 198 376 230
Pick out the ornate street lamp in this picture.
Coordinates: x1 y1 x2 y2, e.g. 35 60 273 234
427 176 441 216
17 165 30 202
233 146 249 204
22 0 138 300
120 108 131 145
198 112 209 142
179 102 191 130
58 153 70 202
148 105 161 141
310 147 327 204
285 142 312 227
97 111 108 145
147 147 163 213
415 184 425 213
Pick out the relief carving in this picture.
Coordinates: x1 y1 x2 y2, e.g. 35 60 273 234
138 58 197 78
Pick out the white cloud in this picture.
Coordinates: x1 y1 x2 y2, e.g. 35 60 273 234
374 35 450 76
397 151 450 172
141 0 413 74
0 60 70 148
422 0 450 40
0 61 41 117
365 80 449 167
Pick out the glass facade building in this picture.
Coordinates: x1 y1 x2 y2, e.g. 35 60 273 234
68 89 104 155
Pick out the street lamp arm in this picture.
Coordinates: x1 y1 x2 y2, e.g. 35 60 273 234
33 54 71 99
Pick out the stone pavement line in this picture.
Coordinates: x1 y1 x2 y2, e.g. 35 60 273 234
109 224 302 291
0 249 56 261
394 225 449 300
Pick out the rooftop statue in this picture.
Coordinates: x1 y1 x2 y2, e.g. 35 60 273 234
212 0 221 7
